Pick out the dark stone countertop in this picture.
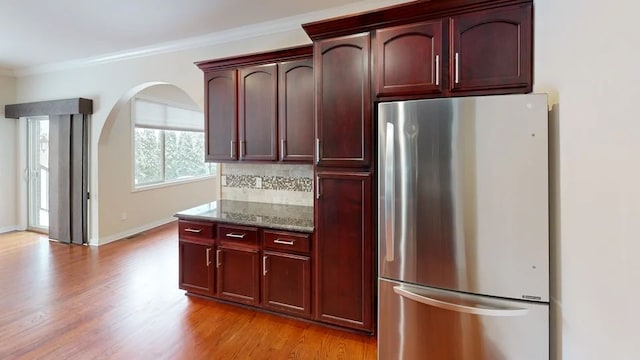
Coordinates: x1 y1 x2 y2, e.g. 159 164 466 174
174 200 314 233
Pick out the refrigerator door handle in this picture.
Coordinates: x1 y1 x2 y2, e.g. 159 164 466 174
393 286 529 317
384 122 395 262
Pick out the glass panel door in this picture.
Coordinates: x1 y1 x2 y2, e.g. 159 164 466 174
27 116 49 232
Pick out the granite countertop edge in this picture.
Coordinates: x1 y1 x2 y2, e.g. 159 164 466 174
174 200 314 234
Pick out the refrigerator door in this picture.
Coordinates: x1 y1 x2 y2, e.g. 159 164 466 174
378 94 549 302
378 278 549 360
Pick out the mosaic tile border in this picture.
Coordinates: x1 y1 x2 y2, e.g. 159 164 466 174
222 174 313 193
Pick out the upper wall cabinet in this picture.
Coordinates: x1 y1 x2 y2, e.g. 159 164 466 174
196 46 313 163
375 20 444 97
205 70 237 161
305 0 533 101
450 4 532 94
238 64 278 161
373 4 532 98
279 59 314 162
315 33 372 169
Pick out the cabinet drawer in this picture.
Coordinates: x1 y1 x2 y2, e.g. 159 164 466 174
218 224 258 246
263 230 310 254
179 220 215 241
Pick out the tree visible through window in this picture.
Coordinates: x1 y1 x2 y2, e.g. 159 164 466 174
133 97 216 187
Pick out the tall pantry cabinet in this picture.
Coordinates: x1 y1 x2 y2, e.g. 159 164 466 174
312 32 375 332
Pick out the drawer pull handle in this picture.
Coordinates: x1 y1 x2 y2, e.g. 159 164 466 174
225 232 246 239
184 228 202 233
274 239 295 246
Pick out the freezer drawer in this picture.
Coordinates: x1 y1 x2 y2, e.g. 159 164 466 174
378 278 549 360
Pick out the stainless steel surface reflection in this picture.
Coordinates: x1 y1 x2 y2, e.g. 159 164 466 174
377 94 550 359
378 94 549 301
378 278 549 360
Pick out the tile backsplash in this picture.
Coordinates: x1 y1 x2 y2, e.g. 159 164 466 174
220 163 314 206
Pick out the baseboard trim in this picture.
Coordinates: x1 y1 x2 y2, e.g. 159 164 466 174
0 225 20 234
92 217 177 246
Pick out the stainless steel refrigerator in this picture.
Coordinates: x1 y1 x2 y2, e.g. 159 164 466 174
378 94 549 360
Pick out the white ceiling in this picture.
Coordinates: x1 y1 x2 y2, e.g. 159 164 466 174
0 0 405 75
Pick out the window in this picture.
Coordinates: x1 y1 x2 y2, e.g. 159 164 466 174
133 97 216 188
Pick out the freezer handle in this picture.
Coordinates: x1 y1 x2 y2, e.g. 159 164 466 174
393 286 529 317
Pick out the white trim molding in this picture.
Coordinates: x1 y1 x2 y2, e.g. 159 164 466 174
90 217 177 246
0 225 22 234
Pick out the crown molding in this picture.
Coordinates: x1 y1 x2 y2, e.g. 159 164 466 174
13 0 411 78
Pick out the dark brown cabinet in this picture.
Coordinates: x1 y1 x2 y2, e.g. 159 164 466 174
374 3 532 98
216 245 260 305
196 46 313 164
314 171 373 332
450 4 532 93
262 229 311 317
215 224 260 305
375 20 444 97
178 221 215 296
178 219 314 321
262 251 311 317
278 59 314 162
315 33 371 168
239 64 278 161
204 70 237 161
179 241 214 296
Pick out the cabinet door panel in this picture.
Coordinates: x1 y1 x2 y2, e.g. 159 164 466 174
179 241 214 296
450 4 532 93
239 64 277 161
375 20 444 97
262 251 311 317
315 33 371 168
315 171 373 331
216 246 260 305
279 59 314 162
205 70 237 161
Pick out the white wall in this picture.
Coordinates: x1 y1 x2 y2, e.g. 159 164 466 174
97 84 218 245
0 75 17 233
535 0 640 359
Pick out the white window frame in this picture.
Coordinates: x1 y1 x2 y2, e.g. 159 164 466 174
131 95 216 191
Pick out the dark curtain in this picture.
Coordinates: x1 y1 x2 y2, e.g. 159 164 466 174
48 114 88 244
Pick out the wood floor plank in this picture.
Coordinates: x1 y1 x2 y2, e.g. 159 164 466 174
0 223 377 359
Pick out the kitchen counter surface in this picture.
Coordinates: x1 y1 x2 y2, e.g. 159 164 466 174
175 200 314 233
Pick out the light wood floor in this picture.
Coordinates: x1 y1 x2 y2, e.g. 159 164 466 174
0 222 376 359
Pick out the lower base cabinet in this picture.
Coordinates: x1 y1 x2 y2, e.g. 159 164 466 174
262 250 311 317
178 240 215 297
216 245 260 306
178 219 321 328
315 171 374 332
